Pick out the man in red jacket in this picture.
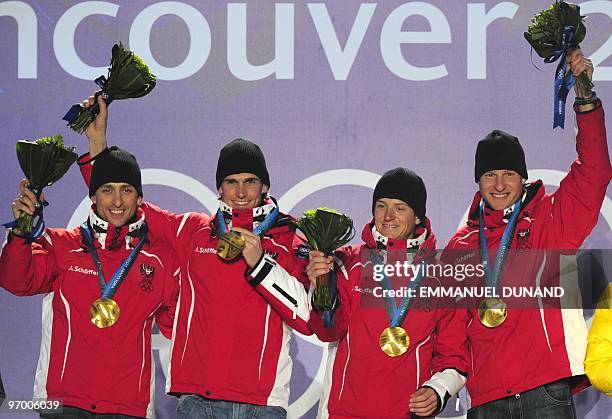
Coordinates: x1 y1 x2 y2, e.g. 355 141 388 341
307 168 469 418
0 148 179 418
79 97 311 418
444 49 611 418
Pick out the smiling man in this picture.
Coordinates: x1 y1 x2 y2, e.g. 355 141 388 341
444 49 611 418
474 131 527 211
307 168 468 418
0 147 178 418
78 96 312 419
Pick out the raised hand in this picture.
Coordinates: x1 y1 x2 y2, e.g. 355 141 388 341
231 227 264 268
11 179 45 236
306 250 333 287
83 94 109 156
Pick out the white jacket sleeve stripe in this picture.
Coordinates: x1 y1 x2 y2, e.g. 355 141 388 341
422 368 467 412
249 254 310 322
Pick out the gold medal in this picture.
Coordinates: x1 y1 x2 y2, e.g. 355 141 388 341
217 230 246 260
90 297 120 328
478 297 507 328
379 326 410 357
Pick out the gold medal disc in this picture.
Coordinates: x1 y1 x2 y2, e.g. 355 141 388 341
478 297 507 328
90 297 120 328
379 326 410 357
217 230 246 260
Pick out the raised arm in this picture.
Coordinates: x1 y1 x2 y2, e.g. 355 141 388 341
550 50 611 248
0 180 59 296
84 94 110 158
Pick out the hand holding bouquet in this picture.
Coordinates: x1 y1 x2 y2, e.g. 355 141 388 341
63 43 156 134
10 135 77 238
294 208 355 311
524 1 593 128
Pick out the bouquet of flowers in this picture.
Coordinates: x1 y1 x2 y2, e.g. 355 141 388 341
63 42 156 134
524 1 592 128
13 135 78 237
294 208 355 311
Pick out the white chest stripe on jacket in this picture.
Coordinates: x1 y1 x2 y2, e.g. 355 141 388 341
333 255 348 280
258 304 272 380
467 317 474 372
59 289 72 382
266 237 288 253
415 334 432 389
166 272 182 393
176 213 191 238
181 259 196 365
456 230 479 243
350 261 371 272
139 319 147 392
139 303 161 392
141 250 163 268
338 330 350 400
535 254 552 352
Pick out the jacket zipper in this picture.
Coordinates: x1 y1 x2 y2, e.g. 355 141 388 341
272 283 298 319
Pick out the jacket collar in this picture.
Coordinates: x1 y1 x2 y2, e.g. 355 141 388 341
371 224 427 249
88 206 146 250
215 196 277 232
467 181 543 229
361 217 437 253
467 180 546 227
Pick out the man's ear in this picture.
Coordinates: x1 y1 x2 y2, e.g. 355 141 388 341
137 197 143 206
262 184 269 194
415 216 421 226
91 196 97 205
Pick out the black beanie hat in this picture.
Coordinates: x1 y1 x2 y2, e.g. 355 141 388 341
89 146 142 197
474 130 528 182
216 138 270 189
372 167 427 223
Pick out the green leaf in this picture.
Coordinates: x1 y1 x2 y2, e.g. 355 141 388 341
106 42 157 100
524 1 587 60
67 42 157 134
16 135 78 190
293 207 355 254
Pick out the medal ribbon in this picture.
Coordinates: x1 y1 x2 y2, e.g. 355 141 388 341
478 199 522 290
62 77 114 125
545 25 577 129
323 261 339 328
215 197 280 237
372 252 427 328
80 222 148 298
2 185 49 242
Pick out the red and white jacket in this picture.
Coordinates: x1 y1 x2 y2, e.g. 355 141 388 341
79 155 312 409
443 102 611 408
309 220 468 418
0 209 179 418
